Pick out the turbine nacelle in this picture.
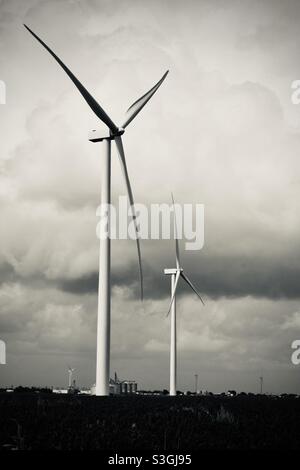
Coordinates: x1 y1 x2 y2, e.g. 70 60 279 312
164 268 182 275
89 127 125 143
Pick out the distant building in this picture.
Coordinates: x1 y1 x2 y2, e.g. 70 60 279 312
109 373 138 395
80 388 92 395
85 374 138 396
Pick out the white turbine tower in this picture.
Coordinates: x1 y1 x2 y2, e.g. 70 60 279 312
68 367 75 389
165 195 204 396
24 25 168 396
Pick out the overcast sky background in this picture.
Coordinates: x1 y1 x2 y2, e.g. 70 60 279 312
1 0 300 393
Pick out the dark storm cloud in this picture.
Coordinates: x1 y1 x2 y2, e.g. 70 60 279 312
58 272 98 294
51 252 300 301
57 262 146 296
188 255 300 300
0 263 15 285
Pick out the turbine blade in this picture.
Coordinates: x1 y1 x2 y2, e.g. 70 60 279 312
180 272 205 305
24 24 118 133
166 270 181 317
114 135 144 300
171 193 180 269
122 70 169 129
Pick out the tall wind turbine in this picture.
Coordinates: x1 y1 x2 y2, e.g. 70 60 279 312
165 195 204 396
24 25 168 396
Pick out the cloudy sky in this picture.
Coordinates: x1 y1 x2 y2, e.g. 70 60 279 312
1 0 300 393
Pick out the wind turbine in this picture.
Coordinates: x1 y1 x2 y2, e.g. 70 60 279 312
259 375 264 394
24 25 168 396
164 195 204 396
68 367 75 389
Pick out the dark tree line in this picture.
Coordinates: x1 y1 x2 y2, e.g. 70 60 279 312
0 393 299 450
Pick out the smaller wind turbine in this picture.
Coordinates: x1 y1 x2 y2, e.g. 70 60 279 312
164 195 204 396
68 367 75 389
259 375 263 394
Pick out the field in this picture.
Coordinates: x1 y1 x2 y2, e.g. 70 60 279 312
0 393 299 451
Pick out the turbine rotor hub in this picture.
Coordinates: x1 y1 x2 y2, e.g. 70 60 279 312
88 127 125 143
164 268 182 275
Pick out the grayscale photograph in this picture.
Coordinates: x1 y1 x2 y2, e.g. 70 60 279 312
0 0 300 459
